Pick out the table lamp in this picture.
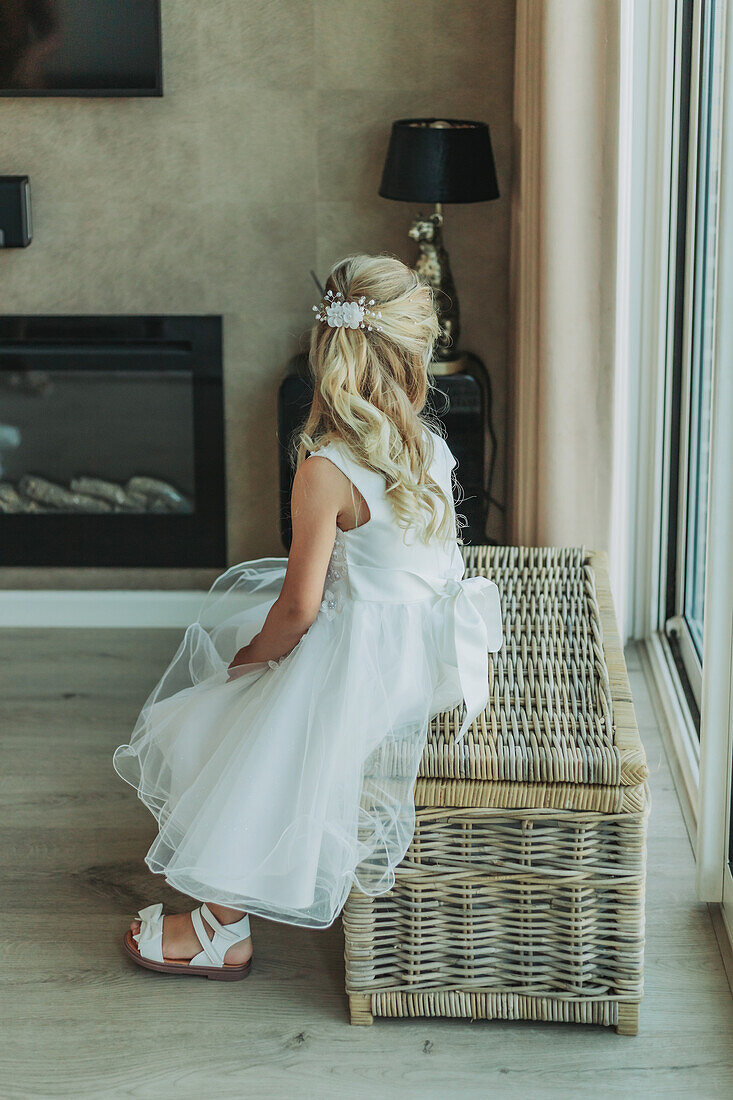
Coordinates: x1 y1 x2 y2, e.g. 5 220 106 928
379 118 499 368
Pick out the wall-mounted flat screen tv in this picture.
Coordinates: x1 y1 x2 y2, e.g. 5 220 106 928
0 0 162 96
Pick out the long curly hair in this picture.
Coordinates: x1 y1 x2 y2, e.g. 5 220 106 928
296 254 456 544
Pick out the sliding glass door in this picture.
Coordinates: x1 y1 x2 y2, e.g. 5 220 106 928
664 0 724 719
684 0 733 925
644 0 733 925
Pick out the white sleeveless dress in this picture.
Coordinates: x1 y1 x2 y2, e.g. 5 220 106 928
114 430 503 928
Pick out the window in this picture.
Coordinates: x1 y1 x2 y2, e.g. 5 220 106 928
664 0 725 719
632 0 733 915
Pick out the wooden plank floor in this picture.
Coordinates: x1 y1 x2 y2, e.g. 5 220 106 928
1 632 732 1099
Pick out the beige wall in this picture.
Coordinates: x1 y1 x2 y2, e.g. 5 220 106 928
1 0 515 569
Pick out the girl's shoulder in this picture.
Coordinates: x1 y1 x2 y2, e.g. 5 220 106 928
424 426 457 472
307 437 350 469
307 439 378 499
305 438 349 472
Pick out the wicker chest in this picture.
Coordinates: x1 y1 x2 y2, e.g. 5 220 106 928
343 546 648 1035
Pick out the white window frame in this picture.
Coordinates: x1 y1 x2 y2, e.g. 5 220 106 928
696 0 733 924
620 0 702 836
622 0 733 935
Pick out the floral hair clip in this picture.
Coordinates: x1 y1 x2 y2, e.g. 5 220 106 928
313 289 383 331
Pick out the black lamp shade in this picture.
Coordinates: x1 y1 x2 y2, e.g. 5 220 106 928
379 118 499 205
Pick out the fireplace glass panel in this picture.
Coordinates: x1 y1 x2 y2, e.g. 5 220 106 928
0 367 195 515
0 316 225 568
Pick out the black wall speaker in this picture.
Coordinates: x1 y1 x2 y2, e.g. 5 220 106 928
0 176 32 247
277 353 490 549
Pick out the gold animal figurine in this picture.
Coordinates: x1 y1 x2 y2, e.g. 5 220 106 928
409 208 459 361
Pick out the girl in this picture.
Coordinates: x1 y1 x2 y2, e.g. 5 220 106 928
115 254 503 980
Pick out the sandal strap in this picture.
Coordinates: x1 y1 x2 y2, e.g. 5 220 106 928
191 907 224 967
200 903 250 943
200 903 227 938
190 905 251 968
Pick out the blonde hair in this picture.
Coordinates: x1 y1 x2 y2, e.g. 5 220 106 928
296 253 456 544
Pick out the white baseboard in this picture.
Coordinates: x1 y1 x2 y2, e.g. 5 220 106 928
0 590 206 628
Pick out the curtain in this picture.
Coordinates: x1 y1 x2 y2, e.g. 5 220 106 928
508 0 621 553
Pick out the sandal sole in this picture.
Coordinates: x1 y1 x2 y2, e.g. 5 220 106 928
122 930 252 981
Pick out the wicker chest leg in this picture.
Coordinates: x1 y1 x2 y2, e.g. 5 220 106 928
616 1002 640 1036
343 886 377 1025
348 993 374 1026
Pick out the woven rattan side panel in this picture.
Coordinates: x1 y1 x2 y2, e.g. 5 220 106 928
343 803 647 1028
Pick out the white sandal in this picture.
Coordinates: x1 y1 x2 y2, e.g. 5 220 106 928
123 903 253 981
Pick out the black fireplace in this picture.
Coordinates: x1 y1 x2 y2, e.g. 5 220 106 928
0 316 226 567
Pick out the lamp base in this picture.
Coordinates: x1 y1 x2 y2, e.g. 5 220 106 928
428 354 468 377
409 204 460 358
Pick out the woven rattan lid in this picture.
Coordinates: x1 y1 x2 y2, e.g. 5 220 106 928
414 547 647 813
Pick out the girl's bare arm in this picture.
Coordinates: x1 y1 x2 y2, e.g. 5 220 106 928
228 456 346 673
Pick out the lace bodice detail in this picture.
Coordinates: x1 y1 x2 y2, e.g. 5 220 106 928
320 529 349 620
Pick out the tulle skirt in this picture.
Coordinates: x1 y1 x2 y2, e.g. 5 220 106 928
114 558 463 928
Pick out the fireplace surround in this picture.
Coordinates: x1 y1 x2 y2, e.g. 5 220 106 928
0 316 226 568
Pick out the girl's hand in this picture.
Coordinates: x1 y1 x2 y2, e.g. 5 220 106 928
227 646 258 680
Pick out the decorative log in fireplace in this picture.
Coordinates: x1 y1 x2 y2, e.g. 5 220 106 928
0 316 226 567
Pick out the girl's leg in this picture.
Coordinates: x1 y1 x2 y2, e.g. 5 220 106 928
130 902 253 965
